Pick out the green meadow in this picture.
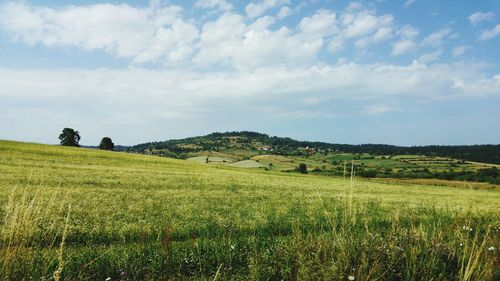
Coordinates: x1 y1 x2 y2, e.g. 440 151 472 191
0 140 499 280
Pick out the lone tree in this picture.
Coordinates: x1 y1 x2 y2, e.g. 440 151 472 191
59 128 80 147
99 137 114 151
297 163 308 174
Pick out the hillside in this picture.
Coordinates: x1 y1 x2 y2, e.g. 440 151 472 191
0 140 499 280
128 131 500 185
129 131 500 164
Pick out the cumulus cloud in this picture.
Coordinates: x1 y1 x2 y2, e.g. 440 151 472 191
398 25 419 39
341 10 394 39
391 39 416 56
277 6 292 20
328 37 345 52
0 2 198 64
422 28 453 47
194 14 319 69
452 45 469 57
389 25 419 56
194 9 338 69
0 2 398 69
418 49 442 63
298 9 337 39
479 24 500 40
324 5 396 51
245 0 290 18
0 2 407 69
404 0 416 8
195 0 233 11
468 12 495 25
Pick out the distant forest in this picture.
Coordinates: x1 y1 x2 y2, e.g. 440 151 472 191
129 131 500 164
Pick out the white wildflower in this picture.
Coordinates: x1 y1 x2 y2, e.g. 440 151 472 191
348 276 355 281
462 226 473 232
105 278 111 281
488 246 496 251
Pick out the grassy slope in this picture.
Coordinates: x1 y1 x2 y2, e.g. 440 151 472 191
0 140 499 280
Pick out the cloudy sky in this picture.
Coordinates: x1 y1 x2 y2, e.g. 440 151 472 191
0 0 499 146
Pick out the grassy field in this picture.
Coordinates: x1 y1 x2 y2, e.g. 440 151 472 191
0 140 499 280
145 135 500 187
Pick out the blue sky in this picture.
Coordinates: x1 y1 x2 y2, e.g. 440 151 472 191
0 0 499 146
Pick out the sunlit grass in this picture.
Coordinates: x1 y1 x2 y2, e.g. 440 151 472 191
0 140 499 280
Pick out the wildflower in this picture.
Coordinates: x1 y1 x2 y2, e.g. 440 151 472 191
348 276 355 281
488 246 496 251
230 244 236 250
105 278 111 281
459 243 463 247
462 226 473 232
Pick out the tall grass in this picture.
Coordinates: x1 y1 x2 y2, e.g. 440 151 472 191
1 185 497 280
0 183 71 280
0 140 498 280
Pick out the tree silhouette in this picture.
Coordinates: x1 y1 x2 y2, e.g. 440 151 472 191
59 128 80 147
297 163 308 174
99 137 114 150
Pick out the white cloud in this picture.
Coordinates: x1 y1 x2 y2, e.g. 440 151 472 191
363 105 398 115
194 13 324 69
479 24 500 41
418 49 442 64
0 2 404 68
342 10 394 39
277 6 292 20
398 25 419 39
326 6 395 50
468 12 495 25
1 63 498 123
193 8 352 69
452 45 469 57
372 27 393 41
404 0 416 7
195 0 233 11
1 61 499 144
329 37 345 52
345 3 363 12
391 39 416 56
298 9 337 39
390 25 419 56
422 28 453 47
0 2 198 64
245 0 290 18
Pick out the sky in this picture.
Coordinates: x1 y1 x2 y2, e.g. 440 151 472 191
0 0 499 146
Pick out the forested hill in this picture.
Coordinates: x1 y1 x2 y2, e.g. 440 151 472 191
129 131 500 164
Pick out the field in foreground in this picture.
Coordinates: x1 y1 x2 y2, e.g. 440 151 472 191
0 140 499 280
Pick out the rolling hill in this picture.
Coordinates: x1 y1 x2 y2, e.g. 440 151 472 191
129 131 500 164
126 131 500 186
